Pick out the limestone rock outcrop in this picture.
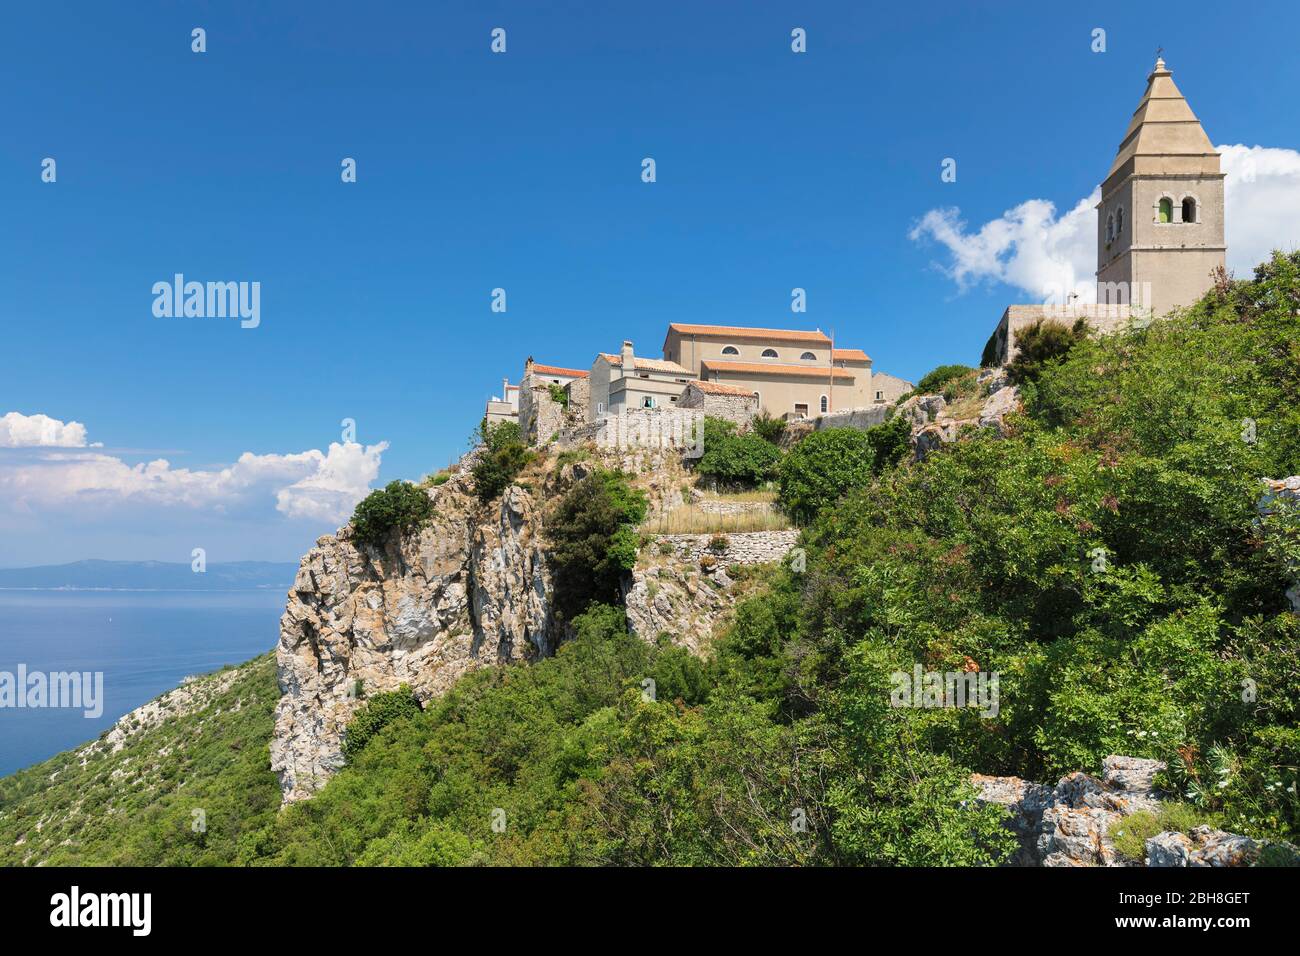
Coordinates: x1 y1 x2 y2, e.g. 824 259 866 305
973 755 1292 867
623 530 798 652
271 462 557 803
900 367 1021 461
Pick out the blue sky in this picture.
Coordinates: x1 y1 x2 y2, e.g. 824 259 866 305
2 0 1298 565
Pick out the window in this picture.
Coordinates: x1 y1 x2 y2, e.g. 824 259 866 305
1181 197 1197 223
819 395 828 413
761 348 778 358
597 402 605 414
1116 207 1124 234
794 403 809 418
641 396 656 409
875 390 884 402
1158 197 1172 223
721 345 739 355
801 351 817 361
752 391 760 406
1106 214 1114 242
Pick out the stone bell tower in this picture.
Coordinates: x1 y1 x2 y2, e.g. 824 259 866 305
1096 57 1226 317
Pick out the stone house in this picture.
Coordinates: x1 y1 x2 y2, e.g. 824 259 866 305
678 380 760 428
518 359 589 444
867 371 914 405
588 341 694 417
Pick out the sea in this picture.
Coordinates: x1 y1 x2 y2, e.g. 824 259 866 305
0 589 285 777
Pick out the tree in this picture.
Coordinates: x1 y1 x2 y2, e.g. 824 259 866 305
1007 318 1087 384
351 481 435 548
546 470 648 623
472 418 532 503
778 428 875 522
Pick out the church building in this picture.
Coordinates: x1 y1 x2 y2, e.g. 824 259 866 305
985 57 1226 365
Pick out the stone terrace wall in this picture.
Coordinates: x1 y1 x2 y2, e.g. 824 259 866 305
652 529 800 565
814 405 891 432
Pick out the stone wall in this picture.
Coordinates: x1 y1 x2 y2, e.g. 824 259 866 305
519 379 566 445
650 529 800 565
558 407 705 457
679 383 758 429
814 405 891 432
565 376 591 426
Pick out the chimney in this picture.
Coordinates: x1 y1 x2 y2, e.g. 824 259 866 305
620 340 634 369
524 356 534 378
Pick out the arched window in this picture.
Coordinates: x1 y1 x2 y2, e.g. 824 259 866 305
752 391 760 406
819 395 828 413
1116 207 1124 234
1158 197 1172 223
1106 214 1114 242
1181 197 1197 223
800 351 816 361
761 348 778 358
721 345 739 355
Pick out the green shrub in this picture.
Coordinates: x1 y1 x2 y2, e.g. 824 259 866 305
343 686 422 760
778 429 873 522
547 470 648 623
472 418 532 503
1007 318 1088 385
547 383 569 408
709 534 730 553
697 430 783 489
351 480 435 548
750 411 786 445
914 363 974 396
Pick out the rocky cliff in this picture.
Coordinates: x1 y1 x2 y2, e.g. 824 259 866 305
271 458 555 802
271 446 696 803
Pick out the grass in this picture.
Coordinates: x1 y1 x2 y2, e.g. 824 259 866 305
1108 802 1222 861
643 503 794 534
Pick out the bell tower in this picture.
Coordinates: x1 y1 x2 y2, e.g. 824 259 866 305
1096 57 1225 317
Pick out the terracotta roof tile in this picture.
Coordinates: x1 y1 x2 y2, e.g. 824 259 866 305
700 359 855 382
530 364 589 379
666 324 831 345
832 348 871 362
688 380 758 397
598 353 691 375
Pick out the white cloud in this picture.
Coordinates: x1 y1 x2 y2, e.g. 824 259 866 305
0 412 388 525
0 412 90 448
910 145 1300 302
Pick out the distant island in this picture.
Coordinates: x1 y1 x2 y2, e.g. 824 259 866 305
0 559 298 591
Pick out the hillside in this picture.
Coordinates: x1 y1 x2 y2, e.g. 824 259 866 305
0 655 281 866
3 252 1298 866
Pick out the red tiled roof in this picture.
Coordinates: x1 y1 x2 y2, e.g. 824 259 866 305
665 324 831 345
832 348 871 362
701 359 855 382
598 353 691 375
689 380 758 397
530 364 589 379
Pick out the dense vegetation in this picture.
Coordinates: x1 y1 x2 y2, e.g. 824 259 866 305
472 419 532 502
695 416 783 489
5 253 1298 866
546 469 648 624
351 480 435 547
1007 317 1089 385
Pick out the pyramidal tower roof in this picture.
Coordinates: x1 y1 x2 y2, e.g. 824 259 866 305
1103 57 1221 192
